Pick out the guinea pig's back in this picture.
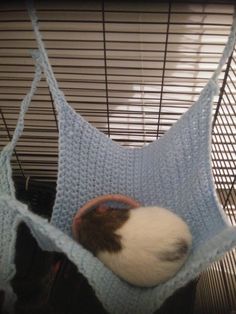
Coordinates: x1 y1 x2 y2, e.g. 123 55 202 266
119 206 192 249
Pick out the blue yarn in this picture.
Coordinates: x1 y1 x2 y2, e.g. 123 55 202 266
0 3 236 314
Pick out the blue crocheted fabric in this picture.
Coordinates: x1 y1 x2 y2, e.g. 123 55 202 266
0 3 236 314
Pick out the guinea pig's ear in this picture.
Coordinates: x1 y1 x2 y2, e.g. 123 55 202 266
96 204 110 213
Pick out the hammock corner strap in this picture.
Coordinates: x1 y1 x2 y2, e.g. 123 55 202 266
1 2 236 314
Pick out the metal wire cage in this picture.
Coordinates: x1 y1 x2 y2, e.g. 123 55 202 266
0 1 235 313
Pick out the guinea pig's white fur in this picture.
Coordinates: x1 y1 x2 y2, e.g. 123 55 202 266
97 206 192 287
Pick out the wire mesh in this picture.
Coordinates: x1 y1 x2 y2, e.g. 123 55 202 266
0 1 235 180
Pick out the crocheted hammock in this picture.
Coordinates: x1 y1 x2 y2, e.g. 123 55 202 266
1 3 236 314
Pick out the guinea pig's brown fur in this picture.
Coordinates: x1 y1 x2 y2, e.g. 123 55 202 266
76 205 130 255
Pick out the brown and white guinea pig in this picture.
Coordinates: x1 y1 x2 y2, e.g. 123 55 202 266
72 194 192 288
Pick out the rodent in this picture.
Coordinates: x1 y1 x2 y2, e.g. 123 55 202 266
72 194 192 287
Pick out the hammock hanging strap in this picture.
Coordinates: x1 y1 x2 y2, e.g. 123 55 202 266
211 7 236 81
0 58 42 196
1 59 41 157
26 1 67 111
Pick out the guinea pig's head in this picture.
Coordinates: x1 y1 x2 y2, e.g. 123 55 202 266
74 206 130 256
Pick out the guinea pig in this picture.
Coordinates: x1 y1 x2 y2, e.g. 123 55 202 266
72 195 192 288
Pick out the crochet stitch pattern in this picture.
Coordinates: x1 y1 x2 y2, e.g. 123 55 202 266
0 2 236 314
